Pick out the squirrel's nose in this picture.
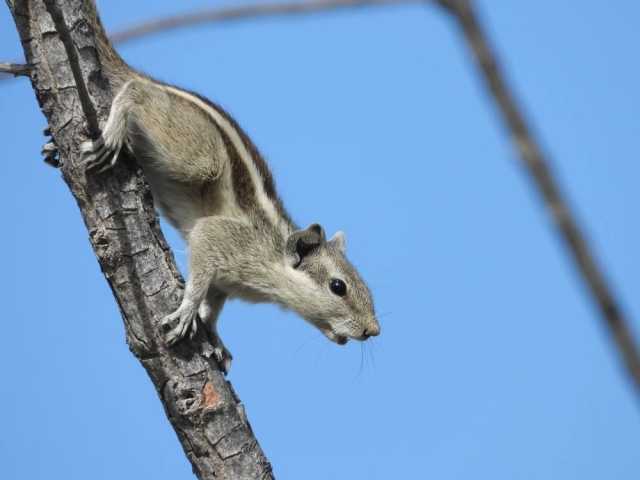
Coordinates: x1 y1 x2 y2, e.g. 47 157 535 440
362 325 380 339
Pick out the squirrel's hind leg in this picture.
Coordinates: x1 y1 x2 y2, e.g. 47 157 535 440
199 286 232 374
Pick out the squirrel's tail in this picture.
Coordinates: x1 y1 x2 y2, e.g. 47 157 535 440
87 0 133 89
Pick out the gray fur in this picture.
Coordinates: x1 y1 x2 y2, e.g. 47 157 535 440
81 58 379 374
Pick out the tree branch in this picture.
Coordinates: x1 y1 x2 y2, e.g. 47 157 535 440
5 0 637 474
6 1 273 478
436 0 640 397
1 0 423 81
0 61 31 76
108 0 422 45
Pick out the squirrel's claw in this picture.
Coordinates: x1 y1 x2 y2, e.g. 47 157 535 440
161 305 198 346
210 334 233 375
42 126 61 168
81 136 122 172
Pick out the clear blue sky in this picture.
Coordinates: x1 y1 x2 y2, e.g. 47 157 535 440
1 1 639 478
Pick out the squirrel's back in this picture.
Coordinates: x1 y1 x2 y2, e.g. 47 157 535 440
121 78 293 238
86 1 294 238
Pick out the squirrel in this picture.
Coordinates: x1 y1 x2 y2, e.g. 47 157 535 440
78 1 380 373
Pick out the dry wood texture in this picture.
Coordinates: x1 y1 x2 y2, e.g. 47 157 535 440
5 1 273 478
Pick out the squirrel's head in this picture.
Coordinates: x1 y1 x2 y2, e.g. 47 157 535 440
284 223 379 345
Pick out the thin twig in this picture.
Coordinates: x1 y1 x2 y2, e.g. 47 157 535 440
1 0 421 81
0 62 30 76
109 0 423 44
437 0 640 396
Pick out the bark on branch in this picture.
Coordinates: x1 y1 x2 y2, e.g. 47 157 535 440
5 1 273 478
437 0 640 397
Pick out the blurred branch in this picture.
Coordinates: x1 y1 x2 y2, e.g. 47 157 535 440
108 0 422 44
1 0 423 81
437 0 640 396
0 61 30 76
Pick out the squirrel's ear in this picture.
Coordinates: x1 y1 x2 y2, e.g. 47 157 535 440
329 231 346 253
286 223 325 267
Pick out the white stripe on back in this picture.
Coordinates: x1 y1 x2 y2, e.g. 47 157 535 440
163 85 282 231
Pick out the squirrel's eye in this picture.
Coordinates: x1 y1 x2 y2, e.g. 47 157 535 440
329 278 347 297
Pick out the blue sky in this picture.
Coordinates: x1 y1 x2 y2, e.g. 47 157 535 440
1 1 639 479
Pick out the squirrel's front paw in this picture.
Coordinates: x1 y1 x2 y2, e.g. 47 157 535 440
81 135 122 173
161 304 199 346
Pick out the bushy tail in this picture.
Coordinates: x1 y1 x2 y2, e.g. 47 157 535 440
86 0 133 89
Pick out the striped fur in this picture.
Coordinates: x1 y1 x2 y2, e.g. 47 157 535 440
81 0 379 371
161 85 293 238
